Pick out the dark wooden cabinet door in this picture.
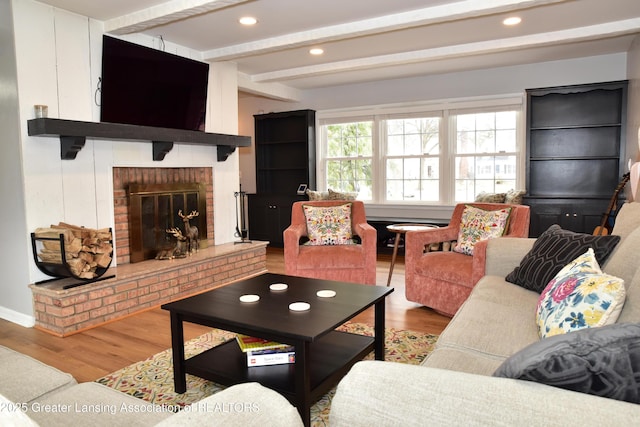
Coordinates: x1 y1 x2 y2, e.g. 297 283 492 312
248 194 305 246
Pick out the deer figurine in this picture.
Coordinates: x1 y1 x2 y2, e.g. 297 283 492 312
178 209 199 253
156 227 188 259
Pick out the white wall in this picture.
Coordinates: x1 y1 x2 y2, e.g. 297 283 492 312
0 0 33 326
2 0 240 324
239 53 628 219
627 36 640 163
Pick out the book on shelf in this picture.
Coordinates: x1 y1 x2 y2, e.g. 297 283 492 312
247 346 295 367
236 334 290 353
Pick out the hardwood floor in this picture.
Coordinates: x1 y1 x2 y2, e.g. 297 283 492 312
0 248 449 383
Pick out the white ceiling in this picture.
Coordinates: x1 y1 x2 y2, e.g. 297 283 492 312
36 0 640 95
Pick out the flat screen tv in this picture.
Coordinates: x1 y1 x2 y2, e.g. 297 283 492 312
100 35 209 131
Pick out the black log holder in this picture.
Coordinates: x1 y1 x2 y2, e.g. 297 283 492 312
31 230 115 290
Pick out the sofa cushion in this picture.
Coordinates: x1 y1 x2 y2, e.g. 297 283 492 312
156 382 303 427
421 346 507 375
0 345 77 404
426 277 540 375
453 205 511 255
536 248 625 338
413 251 473 286
505 225 620 293
28 382 170 427
302 203 353 245
0 393 39 426
332 361 640 427
295 244 366 269
493 323 640 404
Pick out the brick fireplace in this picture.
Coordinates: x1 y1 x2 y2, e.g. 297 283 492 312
112 167 215 265
30 166 267 336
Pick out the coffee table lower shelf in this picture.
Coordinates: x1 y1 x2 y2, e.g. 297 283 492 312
185 330 374 403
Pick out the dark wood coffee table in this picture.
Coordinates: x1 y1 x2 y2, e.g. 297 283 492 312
161 273 393 426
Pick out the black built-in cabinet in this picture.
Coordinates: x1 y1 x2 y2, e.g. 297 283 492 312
248 110 316 246
524 81 628 237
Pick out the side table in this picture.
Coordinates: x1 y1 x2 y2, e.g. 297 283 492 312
386 224 438 286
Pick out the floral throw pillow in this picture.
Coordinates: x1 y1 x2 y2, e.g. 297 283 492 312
536 248 626 339
302 203 353 245
453 205 512 255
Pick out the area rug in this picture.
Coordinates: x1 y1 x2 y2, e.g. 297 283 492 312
96 323 438 426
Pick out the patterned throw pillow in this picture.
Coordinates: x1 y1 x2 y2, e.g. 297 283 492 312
305 189 329 201
536 248 625 338
474 191 506 203
328 188 357 200
505 189 526 204
493 322 640 404
453 205 512 255
302 203 353 245
505 225 621 293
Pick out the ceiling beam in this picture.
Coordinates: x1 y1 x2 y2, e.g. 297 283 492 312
237 73 301 102
105 0 251 35
202 0 568 61
250 18 640 83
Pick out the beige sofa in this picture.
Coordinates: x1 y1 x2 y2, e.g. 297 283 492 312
330 202 640 426
0 345 302 426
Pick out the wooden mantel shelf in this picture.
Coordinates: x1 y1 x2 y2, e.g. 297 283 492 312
27 118 251 161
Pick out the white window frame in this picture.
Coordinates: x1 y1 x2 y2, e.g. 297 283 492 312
317 94 525 206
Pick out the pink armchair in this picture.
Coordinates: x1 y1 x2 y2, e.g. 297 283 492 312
284 200 377 285
405 203 530 316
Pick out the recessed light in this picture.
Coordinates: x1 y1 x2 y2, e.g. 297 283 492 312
503 16 521 26
239 16 257 26
309 48 324 55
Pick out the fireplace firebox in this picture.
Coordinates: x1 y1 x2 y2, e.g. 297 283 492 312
128 183 208 263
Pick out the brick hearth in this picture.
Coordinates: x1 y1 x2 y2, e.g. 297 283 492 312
30 243 267 336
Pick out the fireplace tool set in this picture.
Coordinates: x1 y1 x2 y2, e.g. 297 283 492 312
234 183 251 244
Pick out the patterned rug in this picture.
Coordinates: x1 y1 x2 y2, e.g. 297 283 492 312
96 323 438 426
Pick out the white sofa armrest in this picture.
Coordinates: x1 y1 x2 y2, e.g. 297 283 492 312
330 361 640 427
157 382 303 427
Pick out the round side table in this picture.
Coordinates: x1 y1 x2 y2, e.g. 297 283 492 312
386 223 438 286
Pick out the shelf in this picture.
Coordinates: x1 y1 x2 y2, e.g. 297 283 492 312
184 330 373 401
529 156 620 161
529 123 621 130
524 196 610 200
27 118 251 161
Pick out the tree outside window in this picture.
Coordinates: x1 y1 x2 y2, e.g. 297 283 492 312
326 122 373 199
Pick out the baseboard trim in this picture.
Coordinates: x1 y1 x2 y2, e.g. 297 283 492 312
0 306 35 328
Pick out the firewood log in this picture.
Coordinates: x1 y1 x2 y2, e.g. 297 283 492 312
35 223 113 279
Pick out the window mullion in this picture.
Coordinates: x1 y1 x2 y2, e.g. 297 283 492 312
373 115 385 204
442 110 454 205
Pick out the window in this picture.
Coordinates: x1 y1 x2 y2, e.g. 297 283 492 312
325 121 374 199
318 96 523 205
454 111 518 201
385 117 440 202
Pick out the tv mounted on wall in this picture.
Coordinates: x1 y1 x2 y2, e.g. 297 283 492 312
100 35 209 131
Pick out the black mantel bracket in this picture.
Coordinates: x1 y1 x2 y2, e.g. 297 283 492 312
27 118 251 162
